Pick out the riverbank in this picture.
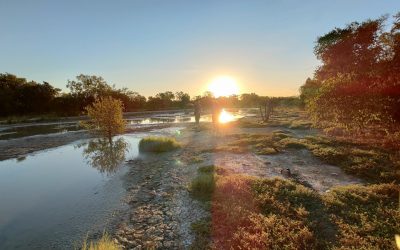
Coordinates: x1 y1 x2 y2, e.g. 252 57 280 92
113 114 399 249
0 109 398 249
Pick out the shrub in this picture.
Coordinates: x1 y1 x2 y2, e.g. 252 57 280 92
189 172 216 201
84 96 125 143
212 176 322 249
322 183 400 249
138 136 180 153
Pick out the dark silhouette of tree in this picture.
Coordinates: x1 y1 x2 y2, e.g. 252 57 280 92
0 73 60 116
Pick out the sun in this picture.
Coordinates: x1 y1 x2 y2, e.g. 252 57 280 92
208 76 239 97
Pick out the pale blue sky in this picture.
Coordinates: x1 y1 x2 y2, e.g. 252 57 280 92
1 0 399 96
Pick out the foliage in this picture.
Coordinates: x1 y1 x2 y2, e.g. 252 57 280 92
189 171 216 201
84 96 126 142
300 14 400 136
81 232 121 250
206 172 399 249
322 183 400 249
0 73 60 116
212 176 320 249
138 136 180 153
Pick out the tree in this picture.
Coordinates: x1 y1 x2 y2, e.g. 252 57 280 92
175 91 190 108
0 73 60 116
84 96 125 144
258 97 277 122
301 13 400 136
67 74 112 98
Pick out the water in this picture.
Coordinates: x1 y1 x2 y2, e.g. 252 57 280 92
0 130 180 249
0 109 253 140
0 109 251 248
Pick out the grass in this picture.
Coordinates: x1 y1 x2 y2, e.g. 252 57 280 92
188 165 218 201
195 172 399 249
138 136 180 153
81 233 120 250
212 176 320 249
300 136 400 183
322 183 400 249
289 120 313 129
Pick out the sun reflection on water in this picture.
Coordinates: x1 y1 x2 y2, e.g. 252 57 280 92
219 109 235 123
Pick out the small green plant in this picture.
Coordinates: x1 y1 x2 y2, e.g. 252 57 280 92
138 136 180 153
189 173 216 200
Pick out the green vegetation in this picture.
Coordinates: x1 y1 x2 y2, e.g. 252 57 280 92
225 129 400 183
300 13 400 141
0 72 304 120
285 135 400 183
84 96 126 143
138 136 180 153
81 232 120 250
191 169 399 249
189 166 217 201
323 183 400 249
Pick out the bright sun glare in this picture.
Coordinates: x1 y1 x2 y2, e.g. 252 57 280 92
208 76 239 97
218 109 235 123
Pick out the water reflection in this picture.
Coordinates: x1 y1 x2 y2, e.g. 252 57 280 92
81 138 129 174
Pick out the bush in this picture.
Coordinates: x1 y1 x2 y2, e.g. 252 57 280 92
138 136 180 153
189 173 216 201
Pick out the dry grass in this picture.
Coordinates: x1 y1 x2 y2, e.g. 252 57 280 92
81 233 120 250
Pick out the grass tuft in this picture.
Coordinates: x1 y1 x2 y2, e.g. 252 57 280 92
189 166 219 201
138 136 180 153
81 233 120 250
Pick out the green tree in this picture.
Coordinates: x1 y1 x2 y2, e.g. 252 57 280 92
301 13 400 136
175 91 190 108
84 96 126 144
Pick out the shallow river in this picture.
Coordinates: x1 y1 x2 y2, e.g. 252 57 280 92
0 109 252 249
0 128 182 249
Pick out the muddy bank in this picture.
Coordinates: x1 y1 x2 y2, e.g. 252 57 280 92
116 151 207 249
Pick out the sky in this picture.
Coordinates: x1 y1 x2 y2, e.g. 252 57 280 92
1 0 399 97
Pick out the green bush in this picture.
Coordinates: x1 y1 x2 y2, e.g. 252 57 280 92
138 136 180 153
189 173 216 201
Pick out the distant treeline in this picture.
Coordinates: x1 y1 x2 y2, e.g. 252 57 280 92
300 13 400 137
0 73 301 117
